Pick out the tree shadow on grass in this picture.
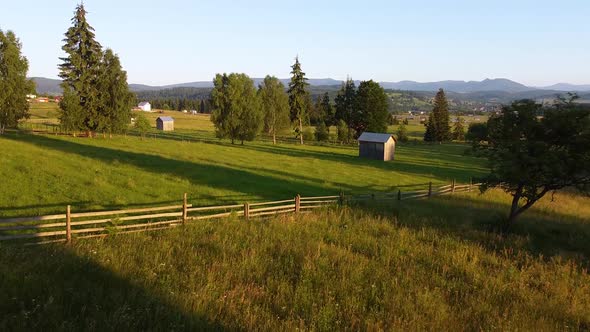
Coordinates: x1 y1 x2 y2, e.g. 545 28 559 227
0 244 224 331
352 193 590 268
127 130 486 184
4 134 365 213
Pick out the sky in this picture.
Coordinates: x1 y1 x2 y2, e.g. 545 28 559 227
1 0 589 86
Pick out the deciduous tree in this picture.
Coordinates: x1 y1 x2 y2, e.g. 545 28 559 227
354 80 389 136
452 116 465 141
210 73 262 144
258 75 289 144
0 30 33 134
481 96 590 232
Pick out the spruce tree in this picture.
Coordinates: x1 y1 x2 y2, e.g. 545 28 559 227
0 30 33 134
334 78 356 140
58 4 103 134
287 56 309 144
423 112 437 142
320 92 334 126
97 49 134 136
432 88 451 142
258 75 289 144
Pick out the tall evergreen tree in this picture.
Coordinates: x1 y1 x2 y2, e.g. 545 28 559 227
287 56 309 144
258 75 290 144
354 80 389 136
320 92 334 126
334 78 356 140
452 116 466 141
97 49 134 136
432 88 451 142
210 73 262 144
0 30 33 134
423 112 437 142
58 4 103 134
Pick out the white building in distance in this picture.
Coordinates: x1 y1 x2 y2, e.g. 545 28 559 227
138 101 152 112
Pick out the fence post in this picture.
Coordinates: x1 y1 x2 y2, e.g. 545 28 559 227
451 179 456 193
428 182 432 198
339 191 345 206
397 190 402 201
244 202 250 220
66 205 72 244
182 193 188 225
295 194 301 213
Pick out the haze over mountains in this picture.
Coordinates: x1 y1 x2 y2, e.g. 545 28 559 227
31 77 590 95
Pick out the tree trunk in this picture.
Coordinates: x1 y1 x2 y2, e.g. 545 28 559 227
299 118 303 145
504 185 523 233
273 132 276 145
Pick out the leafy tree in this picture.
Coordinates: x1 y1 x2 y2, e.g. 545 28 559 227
58 3 103 134
336 120 349 143
134 113 151 140
402 118 409 125
334 78 356 140
258 75 289 144
452 116 466 141
481 97 590 232
396 122 409 142
315 121 329 141
302 127 314 142
97 49 134 136
0 30 33 134
353 80 389 136
466 122 488 147
287 57 309 144
210 73 262 144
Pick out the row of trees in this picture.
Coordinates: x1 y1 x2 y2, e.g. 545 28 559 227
210 58 392 145
149 98 211 113
0 30 34 134
58 4 134 136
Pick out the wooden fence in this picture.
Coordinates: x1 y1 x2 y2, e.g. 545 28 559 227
0 180 479 245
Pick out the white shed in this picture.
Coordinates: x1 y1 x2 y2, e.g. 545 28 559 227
138 101 152 112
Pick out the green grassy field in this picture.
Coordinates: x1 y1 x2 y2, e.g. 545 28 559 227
1 102 589 329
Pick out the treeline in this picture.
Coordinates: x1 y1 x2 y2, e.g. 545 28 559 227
58 4 134 136
210 58 391 145
148 99 211 113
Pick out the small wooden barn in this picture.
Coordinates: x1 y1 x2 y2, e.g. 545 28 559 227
156 116 174 131
358 132 396 161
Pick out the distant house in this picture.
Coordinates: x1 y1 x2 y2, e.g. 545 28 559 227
358 132 396 161
156 116 174 131
138 101 152 112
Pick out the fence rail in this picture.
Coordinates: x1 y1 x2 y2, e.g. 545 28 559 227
0 180 479 245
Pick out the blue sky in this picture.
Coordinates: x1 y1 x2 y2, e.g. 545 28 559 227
1 0 588 86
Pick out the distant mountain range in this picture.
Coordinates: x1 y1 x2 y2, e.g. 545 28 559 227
30 77 590 95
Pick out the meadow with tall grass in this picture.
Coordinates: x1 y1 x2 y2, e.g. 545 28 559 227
1 103 589 330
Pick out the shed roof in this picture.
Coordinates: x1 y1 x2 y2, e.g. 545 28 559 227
138 101 150 106
157 116 174 122
358 132 395 143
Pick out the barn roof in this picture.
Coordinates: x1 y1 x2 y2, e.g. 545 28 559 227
358 132 395 143
157 116 174 122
